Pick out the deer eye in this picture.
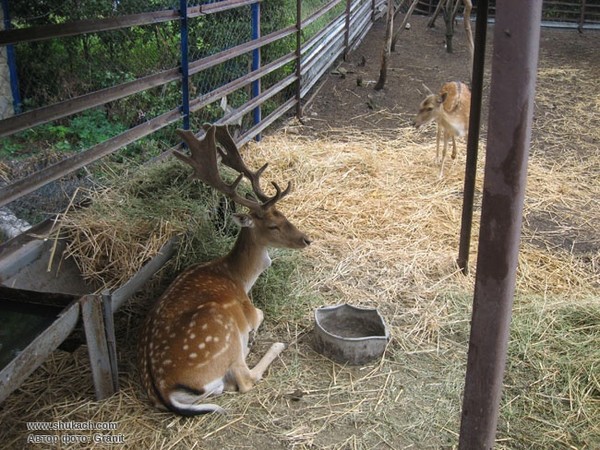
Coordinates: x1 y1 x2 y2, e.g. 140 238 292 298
267 224 280 231
426 107 434 112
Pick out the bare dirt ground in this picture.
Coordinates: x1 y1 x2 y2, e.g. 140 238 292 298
302 13 600 260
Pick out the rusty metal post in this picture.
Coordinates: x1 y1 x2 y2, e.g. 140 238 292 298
295 0 302 119
458 1 543 448
457 0 488 274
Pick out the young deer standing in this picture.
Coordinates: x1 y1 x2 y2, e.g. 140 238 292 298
138 124 311 415
413 81 471 178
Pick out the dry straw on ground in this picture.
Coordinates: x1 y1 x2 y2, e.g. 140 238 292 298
2 117 598 449
2 53 600 449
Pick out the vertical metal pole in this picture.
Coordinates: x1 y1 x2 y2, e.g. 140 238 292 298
458 1 542 448
578 0 587 33
343 0 351 59
1 0 21 115
295 0 302 119
457 0 488 274
179 0 190 130
251 1 261 141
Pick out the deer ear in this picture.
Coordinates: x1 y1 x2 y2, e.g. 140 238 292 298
232 213 254 228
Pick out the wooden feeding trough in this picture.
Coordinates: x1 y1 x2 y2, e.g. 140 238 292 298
0 219 176 404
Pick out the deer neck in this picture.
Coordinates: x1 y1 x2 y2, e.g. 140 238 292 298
223 227 271 294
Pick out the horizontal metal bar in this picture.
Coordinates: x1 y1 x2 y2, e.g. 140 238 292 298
237 97 297 147
0 109 181 208
302 0 344 29
215 73 298 125
302 19 345 72
189 0 259 17
0 68 180 138
302 9 345 56
190 51 296 113
0 10 178 46
188 25 296 76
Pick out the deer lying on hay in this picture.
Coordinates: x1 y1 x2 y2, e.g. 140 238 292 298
413 81 471 178
138 124 311 415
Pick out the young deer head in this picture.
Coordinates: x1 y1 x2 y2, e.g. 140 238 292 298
413 81 471 178
138 125 311 415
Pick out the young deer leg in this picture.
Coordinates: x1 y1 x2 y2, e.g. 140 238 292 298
230 343 286 393
451 136 458 160
439 131 449 179
435 125 442 164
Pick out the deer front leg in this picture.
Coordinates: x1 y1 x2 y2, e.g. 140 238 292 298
230 343 286 393
435 125 442 164
439 132 450 179
451 136 458 159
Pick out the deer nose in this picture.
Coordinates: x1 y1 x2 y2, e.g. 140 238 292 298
302 236 312 247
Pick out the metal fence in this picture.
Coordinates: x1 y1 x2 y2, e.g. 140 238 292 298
0 0 596 215
0 0 384 211
416 0 600 28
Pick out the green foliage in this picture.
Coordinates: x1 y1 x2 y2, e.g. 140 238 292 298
0 109 127 158
5 0 338 164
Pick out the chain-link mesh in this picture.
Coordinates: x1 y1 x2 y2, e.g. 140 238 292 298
1 0 372 222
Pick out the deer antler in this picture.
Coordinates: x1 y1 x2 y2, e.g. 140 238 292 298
212 125 292 208
173 125 290 212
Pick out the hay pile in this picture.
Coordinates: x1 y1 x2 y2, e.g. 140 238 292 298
2 66 600 448
0 122 595 449
53 160 238 291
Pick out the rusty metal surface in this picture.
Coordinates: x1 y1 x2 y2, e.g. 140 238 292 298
458 1 543 448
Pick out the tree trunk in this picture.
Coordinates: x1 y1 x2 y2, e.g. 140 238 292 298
375 0 394 90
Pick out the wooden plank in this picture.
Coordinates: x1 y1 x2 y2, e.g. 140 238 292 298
0 238 45 283
110 237 177 312
0 68 180 138
0 300 80 404
81 295 115 400
101 292 119 392
0 10 178 46
0 108 181 208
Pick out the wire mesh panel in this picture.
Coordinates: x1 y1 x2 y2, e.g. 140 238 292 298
0 0 381 220
187 2 254 131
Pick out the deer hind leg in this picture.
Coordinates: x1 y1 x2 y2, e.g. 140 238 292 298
435 125 442 164
230 342 286 393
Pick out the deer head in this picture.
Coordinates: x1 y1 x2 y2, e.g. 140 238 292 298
173 125 311 250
